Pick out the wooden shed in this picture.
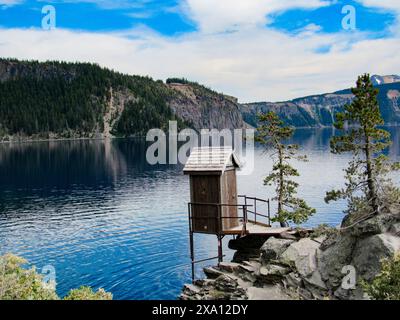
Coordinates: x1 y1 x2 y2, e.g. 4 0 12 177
183 147 241 234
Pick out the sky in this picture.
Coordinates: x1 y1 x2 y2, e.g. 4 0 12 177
0 0 399 102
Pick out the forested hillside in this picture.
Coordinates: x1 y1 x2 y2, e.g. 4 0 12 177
0 59 243 141
2 58 398 140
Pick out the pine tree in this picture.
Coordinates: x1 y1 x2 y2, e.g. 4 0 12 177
325 74 400 219
257 111 315 227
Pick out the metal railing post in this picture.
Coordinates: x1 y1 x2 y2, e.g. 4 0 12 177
267 199 271 226
254 198 257 224
242 205 248 235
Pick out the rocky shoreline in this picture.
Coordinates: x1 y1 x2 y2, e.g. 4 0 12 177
181 207 400 300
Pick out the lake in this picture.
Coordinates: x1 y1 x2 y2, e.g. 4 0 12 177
1 127 399 299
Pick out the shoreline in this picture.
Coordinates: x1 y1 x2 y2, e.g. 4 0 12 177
0 135 137 145
2 124 400 145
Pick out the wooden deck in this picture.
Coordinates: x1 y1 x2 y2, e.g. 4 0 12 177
223 222 290 235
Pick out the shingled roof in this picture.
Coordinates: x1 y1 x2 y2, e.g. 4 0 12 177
183 147 241 173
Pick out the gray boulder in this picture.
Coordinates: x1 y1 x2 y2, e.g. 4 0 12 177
349 213 400 237
214 274 239 293
334 285 367 300
279 238 320 277
303 270 329 299
246 285 291 300
260 237 294 264
351 233 400 281
218 262 241 273
318 232 357 288
259 264 290 283
303 270 327 290
390 223 400 236
284 272 303 289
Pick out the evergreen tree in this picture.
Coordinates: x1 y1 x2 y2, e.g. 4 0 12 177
0 59 187 138
325 74 400 219
257 111 315 227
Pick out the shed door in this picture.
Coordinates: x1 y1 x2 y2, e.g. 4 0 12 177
190 175 220 234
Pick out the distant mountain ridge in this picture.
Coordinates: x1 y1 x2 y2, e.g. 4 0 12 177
241 76 400 128
371 74 400 86
0 59 399 141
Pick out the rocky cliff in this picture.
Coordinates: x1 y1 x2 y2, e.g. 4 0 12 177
181 205 400 300
241 81 400 128
167 82 244 130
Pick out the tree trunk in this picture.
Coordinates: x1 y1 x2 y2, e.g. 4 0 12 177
364 130 379 214
278 146 289 227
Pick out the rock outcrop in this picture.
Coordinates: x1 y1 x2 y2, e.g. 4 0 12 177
241 81 400 128
167 83 244 130
181 209 400 300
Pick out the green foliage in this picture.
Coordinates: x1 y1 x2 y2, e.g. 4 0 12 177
113 99 185 136
325 74 400 219
257 111 315 226
0 253 58 300
64 286 112 300
0 253 112 300
363 253 400 300
311 224 339 239
166 78 190 85
0 59 185 138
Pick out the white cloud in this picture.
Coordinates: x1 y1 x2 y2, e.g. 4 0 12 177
0 0 398 103
0 0 24 7
180 0 332 33
356 0 400 37
1 26 399 103
357 1 400 12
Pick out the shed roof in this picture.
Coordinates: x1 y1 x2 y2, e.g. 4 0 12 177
183 147 241 173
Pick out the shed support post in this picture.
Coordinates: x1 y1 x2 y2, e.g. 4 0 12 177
190 232 195 283
188 203 195 283
217 235 223 264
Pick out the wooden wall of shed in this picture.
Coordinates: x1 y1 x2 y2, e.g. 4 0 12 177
190 174 221 234
220 169 239 231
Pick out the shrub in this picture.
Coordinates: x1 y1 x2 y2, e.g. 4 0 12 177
311 224 339 239
0 254 112 300
0 254 58 300
363 253 400 300
64 286 112 300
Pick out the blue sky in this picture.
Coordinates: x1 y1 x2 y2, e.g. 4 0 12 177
0 0 399 101
0 0 396 36
0 0 196 35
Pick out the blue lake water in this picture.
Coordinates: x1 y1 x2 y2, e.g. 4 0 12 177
0 127 399 300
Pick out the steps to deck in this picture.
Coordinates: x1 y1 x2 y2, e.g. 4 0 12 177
181 259 292 300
